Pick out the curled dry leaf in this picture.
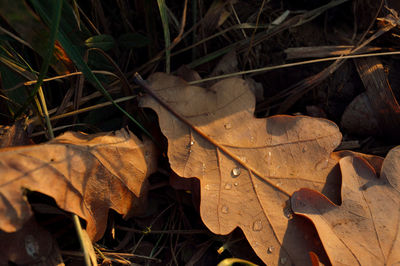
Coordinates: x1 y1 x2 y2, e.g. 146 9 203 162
0 128 157 241
292 148 400 265
139 72 342 265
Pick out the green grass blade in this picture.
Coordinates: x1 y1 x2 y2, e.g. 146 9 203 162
0 0 69 74
157 0 171 73
29 0 152 139
14 0 63 119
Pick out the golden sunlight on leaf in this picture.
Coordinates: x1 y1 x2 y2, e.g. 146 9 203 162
0 128 157 241
140 72 342 265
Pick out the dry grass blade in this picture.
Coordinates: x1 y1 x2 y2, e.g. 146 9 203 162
284 45 384 59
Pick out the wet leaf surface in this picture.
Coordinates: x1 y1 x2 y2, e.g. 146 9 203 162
140 72 342 264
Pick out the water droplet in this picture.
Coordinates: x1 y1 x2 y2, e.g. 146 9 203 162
224 123 232 129
276 182 282 187
224 183 232 190
268 151 272 157
205 184 210 190
190 140 195 146
238 156 247 163
267 246 274 253
221 205 229 214
234 182 239 186
231 167 241 177
25 235 39 258
250 136 255 143
252 220 262 231
315 159 329 171
284 207 293 220
280 257 287 264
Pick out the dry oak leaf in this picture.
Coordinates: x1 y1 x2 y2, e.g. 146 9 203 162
291 150 400 265
140 72 342 265
0 128 157 241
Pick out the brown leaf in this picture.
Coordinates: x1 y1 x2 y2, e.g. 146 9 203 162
342 57 400 138
0 128 157 241
139 73 342 265
333 150 384 176
0 121 63 265
291 150 400 265
341 92 380 136
0 217 64 265
202 0 233 35
0 120 33 148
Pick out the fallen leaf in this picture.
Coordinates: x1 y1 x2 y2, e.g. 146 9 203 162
139 72 342 264
341 93 379 136
202 0 233 35
333 150 384 176
210 49 238 78
0 121 64 265
291 150 400 265
0 120 33 148
342 57 400 138
0 212 64 265
0 128 157 241
176 65 202 82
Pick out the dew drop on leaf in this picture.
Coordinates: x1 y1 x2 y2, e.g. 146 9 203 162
25 235 39 257
283 206 293 220
267 246 274 253
221 205 229 214
190 140 195 146
231 167 241 177
252 220 262 231
238 156 247 162
234 182 239 186
315 158 329 171
224 123 232 129
202 163 206 172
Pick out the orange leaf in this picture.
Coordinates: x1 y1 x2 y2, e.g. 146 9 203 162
292 150 400 265
0 129 157 241
139 72 342 264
